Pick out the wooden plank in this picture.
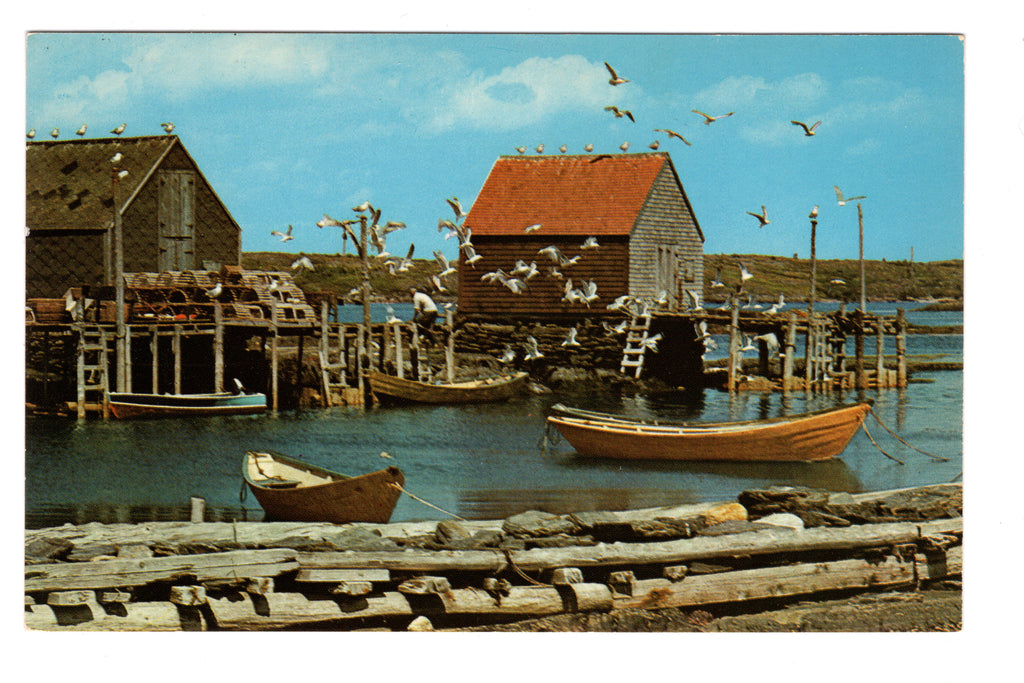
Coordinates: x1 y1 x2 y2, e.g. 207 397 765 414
47 590 95 607
611 555 917 611
169 586 207 606
331 581 374 596
294 568 391 583
26 600 211 632
296 550 507 573
25 549 298 592
915 544 964 581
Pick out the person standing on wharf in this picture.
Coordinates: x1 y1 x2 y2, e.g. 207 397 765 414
411 287 438 344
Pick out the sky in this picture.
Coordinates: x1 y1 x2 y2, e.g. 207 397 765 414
23 31 965 263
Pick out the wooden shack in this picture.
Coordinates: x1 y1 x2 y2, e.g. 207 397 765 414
26 135 242 299
458 153 704 318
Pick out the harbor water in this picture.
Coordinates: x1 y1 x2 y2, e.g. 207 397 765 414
24 303 962 529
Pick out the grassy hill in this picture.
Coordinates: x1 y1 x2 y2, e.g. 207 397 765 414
243 252 963 305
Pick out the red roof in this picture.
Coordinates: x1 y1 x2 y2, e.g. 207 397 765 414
464 153 672 236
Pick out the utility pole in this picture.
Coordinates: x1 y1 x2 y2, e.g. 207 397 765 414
113 167 127 392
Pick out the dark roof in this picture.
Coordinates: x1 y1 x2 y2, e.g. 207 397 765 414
26 135 181 230
464 153 674 237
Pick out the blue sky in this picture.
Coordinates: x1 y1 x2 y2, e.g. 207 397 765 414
24 32 964 262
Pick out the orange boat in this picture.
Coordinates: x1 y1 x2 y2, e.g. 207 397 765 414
242 451 404 524
547 402 871 462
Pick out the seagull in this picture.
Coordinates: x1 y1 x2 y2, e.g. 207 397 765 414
619 141 630 153
430 274 449 293
692 110 734 125
653 128 692 146
561 327 581 347
433 250 457 279
117 170 129 179
504 277 527 294
603 319 629 336
604 105 635 122
317 213 353 228
205 282 223 299
268 278 282 298
710 268 725 288
161 122 175 134
461 244 482 267
604 61 629 86
648 140 660 150
830 278 847 285
739 262 754 282
233 378 245 393
499 344 516 364
809 205 819 219
742 294 761 310
535 143 545 154
352 200 374 213
27 129 35 139
582 236 599 250
580 280 599 305
446 196 467 220
640 333 663 353
766 293 785 314
538 245 564 264
547 266 564 279
385 305 402 324
747 205 770 227
686 289 703 311
559 144 568 154
833 185 866 206
694 320 712 342
791 119 822 136
524 223 542 234
754 332 780 355
653 290 669 307
110 152 123 164
50 127 59 139
515 146 526 155
110 123 127 136
523 336 544 361
739 334 757 353
76 124 87 136
270 225 294 242
584 143 594 152
291 255 315 271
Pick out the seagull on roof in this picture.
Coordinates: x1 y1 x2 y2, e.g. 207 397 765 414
161 122 175 134
648 140 660 150
559 144 568 154
535 143 545 154
653 128 692 146
76 124 88 136
791 119 822 136
27 129 35 139
110 123 127 136
50 127 59 138
524 223 542 234
604 61 629 86
271 225 294 242
619 141 630 153
740 262 754 282
291 255 315 271
604 105 635 122
833 185 866 206
710 268 725 288
692 110 734 125
562 327 581 347
584 143 594 152
747 205 770 227
515 146 526 155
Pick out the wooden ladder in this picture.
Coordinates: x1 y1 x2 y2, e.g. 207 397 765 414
318 324 348 407
75 325 111 418
619 314 652 379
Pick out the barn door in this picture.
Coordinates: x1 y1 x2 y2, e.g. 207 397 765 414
655 245 679 309
157 170 196 271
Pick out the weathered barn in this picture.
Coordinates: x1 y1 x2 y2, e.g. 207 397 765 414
457 152 704 318
26 135 241 299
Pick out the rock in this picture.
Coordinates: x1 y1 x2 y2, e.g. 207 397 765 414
699 502 748 525
756 513 806 529
435 520 472 545
407 616 434 631
628 518 700 540
321 527 399 552
503 510 578 538
739 487 830 517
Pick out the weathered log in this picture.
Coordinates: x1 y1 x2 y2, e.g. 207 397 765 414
169 586 207 606
294 567 391 584
26 597 211 631
25 549 298 592
296 549 508 573
915 544 964 581
611 555 917 611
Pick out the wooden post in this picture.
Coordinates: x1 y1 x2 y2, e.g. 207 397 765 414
271 329 279 412
319 300 329 363
359 214 371 356
896 308 907 387
445 309 456 383
875 314 886 388
758 338 770 378
805 218 817 386
297 330 306 399
190 497 205 523
113 170 127 393
858 202 866 314
410 325 421 382
836 303 847 374
727 300 739 392
855 309 866 390
782 312 797 393
393 322 404 379
173 325 182 394
213 302 224 393
150 326 159 393
123 325 132 393
356 325 365 393
75 325 86 420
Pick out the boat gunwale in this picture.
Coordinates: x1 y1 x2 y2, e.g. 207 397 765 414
549 401 872 430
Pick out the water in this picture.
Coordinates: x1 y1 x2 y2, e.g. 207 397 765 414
24 305 962 529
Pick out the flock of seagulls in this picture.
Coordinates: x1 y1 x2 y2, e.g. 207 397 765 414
27 122 176 140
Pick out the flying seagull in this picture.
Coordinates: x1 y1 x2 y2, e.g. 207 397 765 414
604 105 635 122
110 123 127 135
581 236 599 250
833 185 867 206
291 255 315 271
524 223 542 234
446 196 467 220
76 124 88 136
271 225 294 242
747 205 770 227
739 262 754 282
161 122 175 134
648 140 660 150
692 110 734 125
710 268 725 288
523 336 544 361
604 62 629 86
653 128 692 146
561 327 581 347
791 120 822 136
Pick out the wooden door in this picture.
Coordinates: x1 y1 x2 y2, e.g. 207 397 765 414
157 170 196 271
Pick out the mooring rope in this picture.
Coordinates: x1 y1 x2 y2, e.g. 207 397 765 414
860 421 905 465
388 482 467 521
868 407 950 462
502 549 551 587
